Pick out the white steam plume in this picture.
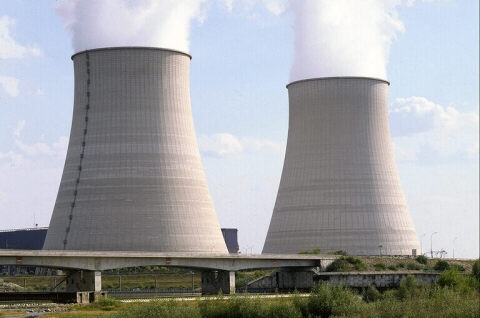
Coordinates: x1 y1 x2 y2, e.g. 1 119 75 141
290 0 405 82
56 0 206 53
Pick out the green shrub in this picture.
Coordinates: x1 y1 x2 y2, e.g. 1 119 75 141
198 299 233 318
307 283 363 318
311 248 321 255
415 255 428 265
115 300 200 318
472 259 480 282
344 255 359 265
433 260 450 271
396 262 405 268
199 297 301 318
266 301 302 318
437 268 479 292
292 294 309 318
397 275 418 301
374 262 386 271
363 285 382 303
406 262 421 270
325 256 366 272
387 265 398 271
91 297 122 311
450 264 465 272
354 262 367 271
326 259 348 272
375 284 480 317
345 256 366 271
438 269 464 288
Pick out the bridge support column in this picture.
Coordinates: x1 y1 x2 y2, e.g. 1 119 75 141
66 270 102 292
201 270 235 294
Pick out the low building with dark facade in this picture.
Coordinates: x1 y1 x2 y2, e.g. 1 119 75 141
0 227 47 275
221 228 239 254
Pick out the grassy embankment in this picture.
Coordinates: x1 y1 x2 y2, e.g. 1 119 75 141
38 270 479 318
1 258 475 317
2 258 479 317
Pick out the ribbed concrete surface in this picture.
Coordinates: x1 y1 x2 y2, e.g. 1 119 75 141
263 77 420 255
43 47 228 253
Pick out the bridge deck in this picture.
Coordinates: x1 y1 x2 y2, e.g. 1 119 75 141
0 250 336 271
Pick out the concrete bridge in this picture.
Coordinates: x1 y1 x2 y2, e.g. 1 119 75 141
0 250 336 297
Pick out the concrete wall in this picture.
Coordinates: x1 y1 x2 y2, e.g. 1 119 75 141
319 272 439 288
43 47 227 254
249 271 439 291
263 77 420 255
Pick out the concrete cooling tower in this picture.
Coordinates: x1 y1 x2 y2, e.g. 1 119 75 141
263 77 420 256
43 47 228 253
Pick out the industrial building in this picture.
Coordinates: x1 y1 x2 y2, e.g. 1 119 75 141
43 47 228 253
263 77 420 256
221 228 239 254
0 227 47 275
0 228 47 250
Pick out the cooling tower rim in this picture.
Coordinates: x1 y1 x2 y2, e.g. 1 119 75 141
286 76 390 88
71 46 192 60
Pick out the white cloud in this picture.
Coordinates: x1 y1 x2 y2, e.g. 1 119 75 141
0 153 63 229
390 96 479 162
0 150 27 167
0 133 68 170
241 138 285 152
199 133 284 156
0 15 42 59
0 15 42 98
14 136 68 158
403 0 446 6
261 0 288 15
0 132 68 229
221 0 287 15
3 121 69 159
199 133 244 156
223 0 235 12
0 75 20 97
12 120 26 137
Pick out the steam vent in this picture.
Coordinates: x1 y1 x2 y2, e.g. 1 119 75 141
263 77 420 256
43 47 228 253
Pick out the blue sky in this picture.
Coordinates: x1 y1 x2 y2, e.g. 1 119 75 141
0 0 478 258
